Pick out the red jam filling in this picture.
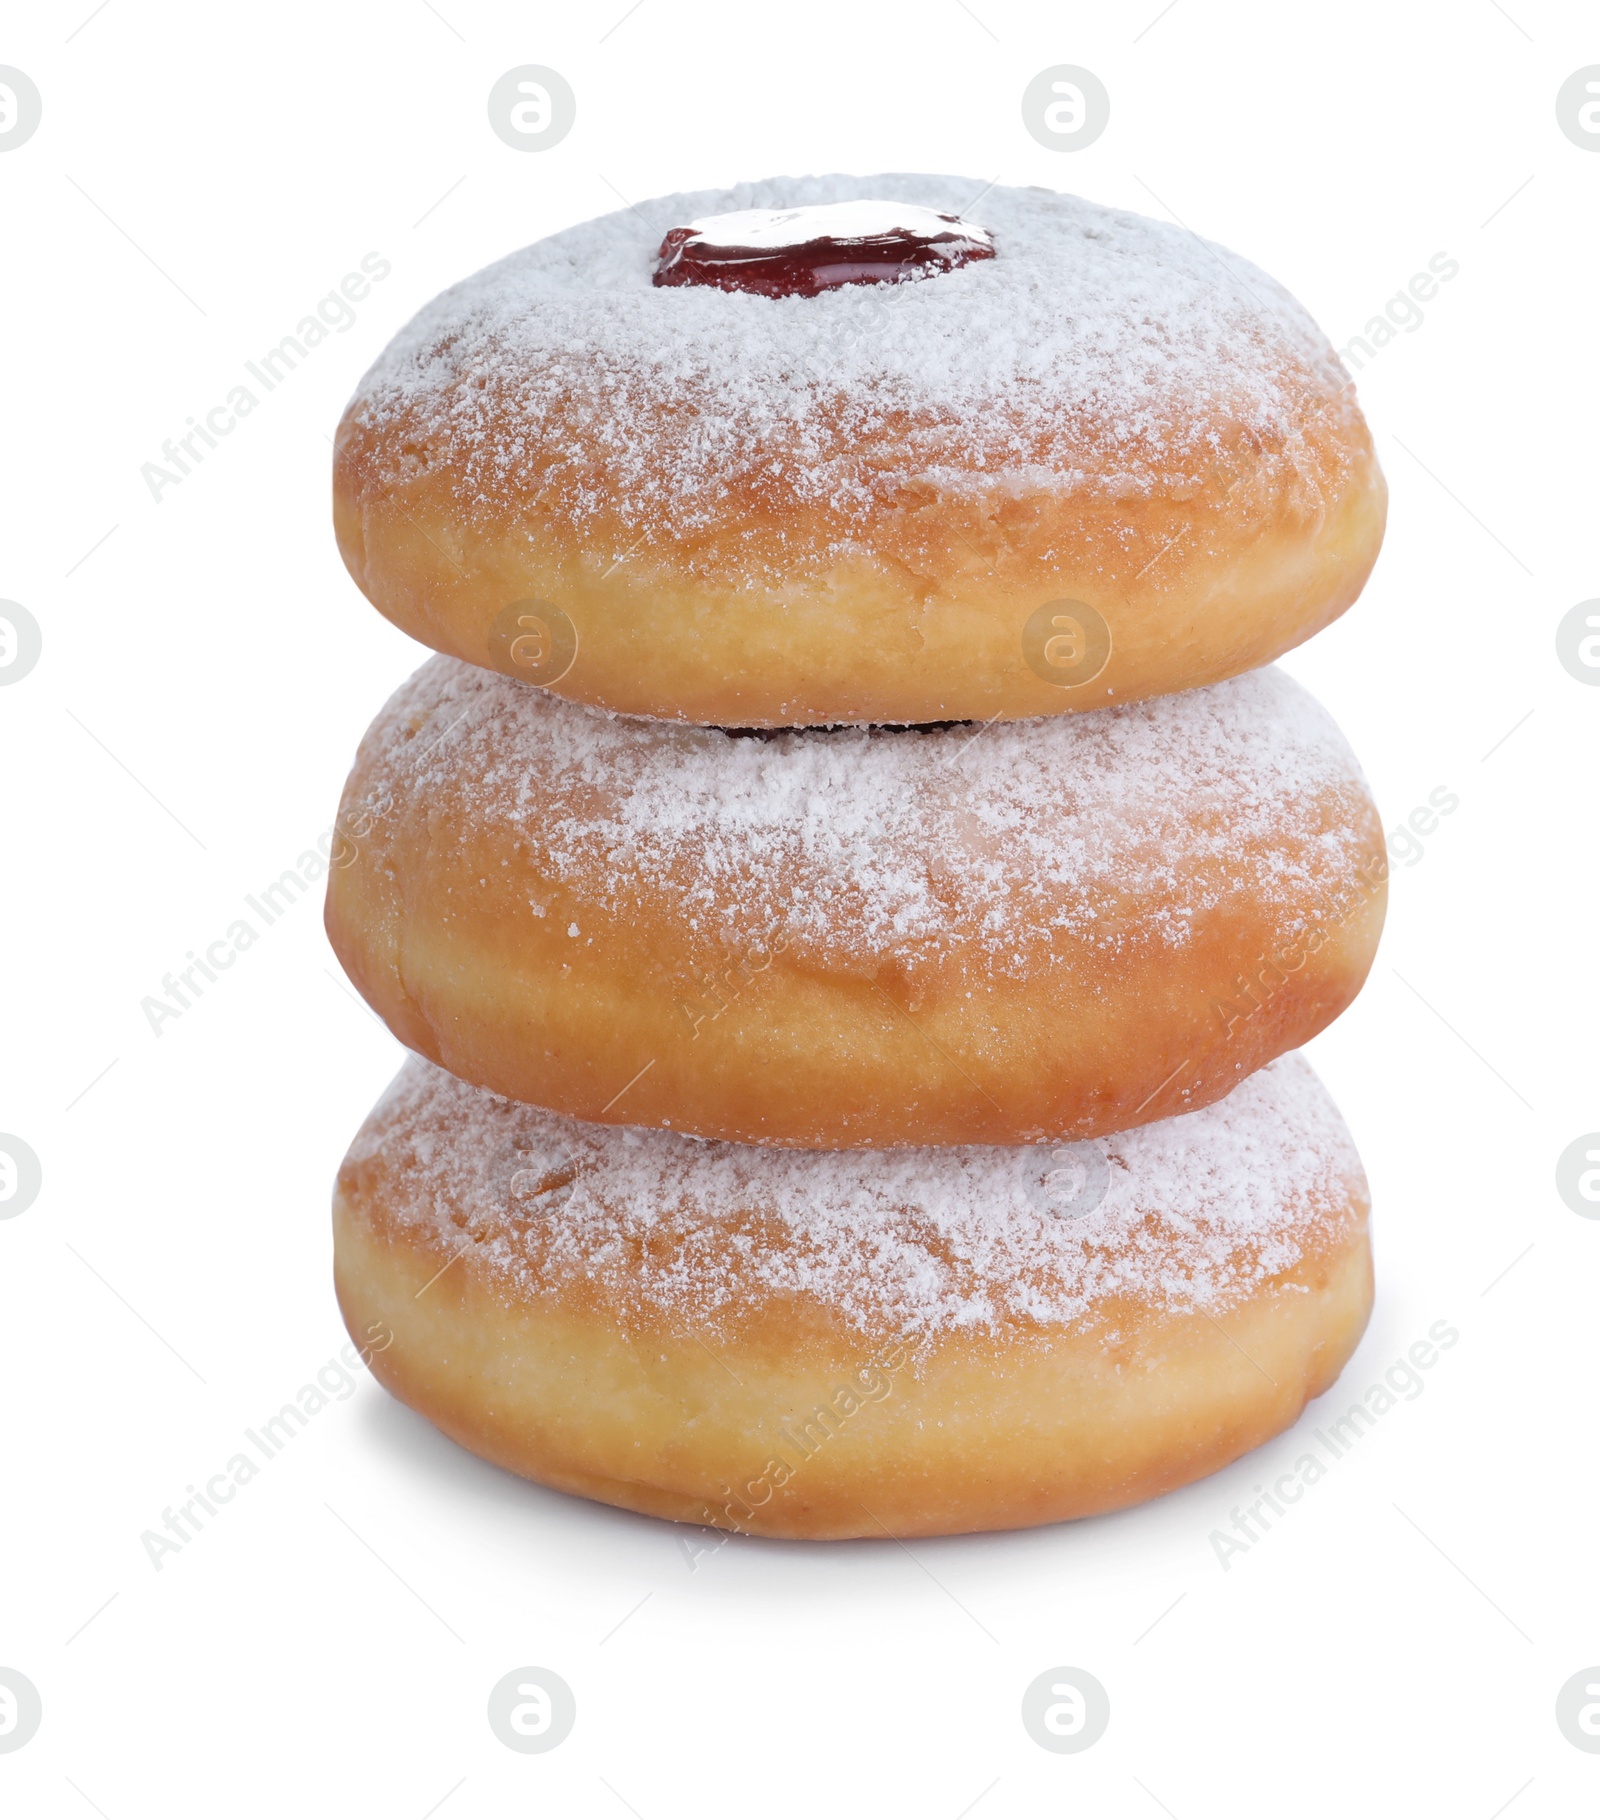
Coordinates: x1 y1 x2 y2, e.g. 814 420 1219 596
653 200 995 299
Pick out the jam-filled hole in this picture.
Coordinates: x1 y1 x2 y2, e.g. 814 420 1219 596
654 200 995 300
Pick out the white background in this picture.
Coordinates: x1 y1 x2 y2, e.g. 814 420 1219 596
3 0 1596 1813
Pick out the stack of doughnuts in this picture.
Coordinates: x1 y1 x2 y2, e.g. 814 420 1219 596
325 175 1388 1539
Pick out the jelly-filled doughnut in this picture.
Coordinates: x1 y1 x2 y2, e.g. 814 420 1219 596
325 658 1387 1149
333 174 1385 727
333 1053 1373 1539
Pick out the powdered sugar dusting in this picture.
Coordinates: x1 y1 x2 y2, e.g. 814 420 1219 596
342 173 1355 577
344 1053 1366 1344
351 657 1372 977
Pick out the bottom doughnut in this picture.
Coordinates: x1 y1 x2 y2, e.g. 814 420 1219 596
333 1055 1372 1540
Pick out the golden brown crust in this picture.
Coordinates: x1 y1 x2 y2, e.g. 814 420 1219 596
337 1217 1372 1538
331 1058 1374 1539
332 418 1385 727
324 659 1388 1148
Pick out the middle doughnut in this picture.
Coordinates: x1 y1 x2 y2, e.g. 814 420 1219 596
327 658 1387 1149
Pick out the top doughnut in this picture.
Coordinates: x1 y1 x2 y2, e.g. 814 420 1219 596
334 174 1385 727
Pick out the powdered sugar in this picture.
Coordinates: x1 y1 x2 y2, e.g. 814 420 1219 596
343 173 1354 575
346 1052 1365 1343
670 200 993 254
352 657 1372 977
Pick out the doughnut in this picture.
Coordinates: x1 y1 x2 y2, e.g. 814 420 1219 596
332 174 1386 728
325 658 1387 1149
333 1052 1373 1539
